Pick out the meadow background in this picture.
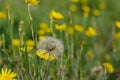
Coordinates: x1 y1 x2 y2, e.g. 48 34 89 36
0 0 120 80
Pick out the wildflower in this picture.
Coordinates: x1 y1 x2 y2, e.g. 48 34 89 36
38 29 46 35
115 21 120 28
74 24 84 32
114 32 120 39
25 0 39 5
93 9 100 16
86 50 94 58
39 35 46 40
25 40 35 46
71 0 79 3
55 23 67 31
45 28 51 33
49 10 64 20
0 68 17 80
67 27 74 36
0 11 6 19
20 46 34 52
37 37 64 59
104 54 111 61
36 50 55 61
39 22 48 29
85 26 97 37
103 62 114 74
70 5 78 12
82 5 90 13
83 12 89 17
12 39 20 47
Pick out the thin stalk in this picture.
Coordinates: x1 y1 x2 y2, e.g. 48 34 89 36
27 4 35 40
50 19 56 38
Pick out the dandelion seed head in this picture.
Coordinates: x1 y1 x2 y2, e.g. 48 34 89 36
37 37 64 58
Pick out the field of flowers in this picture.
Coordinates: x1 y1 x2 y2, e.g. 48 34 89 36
0 0 120 80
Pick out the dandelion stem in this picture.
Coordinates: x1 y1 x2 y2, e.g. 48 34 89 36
27 4 35 40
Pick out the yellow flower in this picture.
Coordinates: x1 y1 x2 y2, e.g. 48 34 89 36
12 39 20 47
82 5 90 13
20 46 34 52
67 27 74 36
104 54 111 61
93 9 100 16
55 23 67 31
70 5 78 12
85 27 97 37
39 35 46 40
103 62 114 74
86 50 94 58
71 0 79 3
115 21 120 28
74 24 84 32
83 12 89 17
25 0 39 5
38 29 46 35
0 68 17 80
36 50 55 61
49 10 64 20
25 40 35 46
0 11 6 19
114 32 120 39
39 22 48 29
45 28 51 33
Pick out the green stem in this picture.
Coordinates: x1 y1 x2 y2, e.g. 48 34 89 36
50 19 56 38
27 4 35 40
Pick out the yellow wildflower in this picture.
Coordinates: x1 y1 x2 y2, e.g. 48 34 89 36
0 11 6 19
39 22 48 29
49 10 64 20
55 23 67 31
12 39 20 46
103 62 114 74
67 27 74 36
45 28 51 33
38 29 46 35
39 35 46 40
25 0 39 5
74 24 84 32
0 68 17 80
86 50 94 58
71 0 79 3
36 50 55 61
114 32 120 39
70 5 78 12
85 27 97 37
83 12 89 17
104 54 111 61
115 21 120 28
82 5 90 13
20 46 34 52
25 40 35 46
93 9 100 16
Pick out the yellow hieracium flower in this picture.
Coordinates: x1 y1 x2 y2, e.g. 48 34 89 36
71 0 79 3
70 5 78 12
74 24 84 32
25 0 39 5
36 50 55 61
104 54 111 61
93 9 100 16
0 11 6 19
25 40 35 46
39 35 46 40
82 5 90 13
85 27 97 37
0 68 17 80
12 39 20 47
114 32 120 39
86 50 94 58
20 46 34 52
55 23 66 31
49 10 64 20
103 62 114 74
115 21 120 28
